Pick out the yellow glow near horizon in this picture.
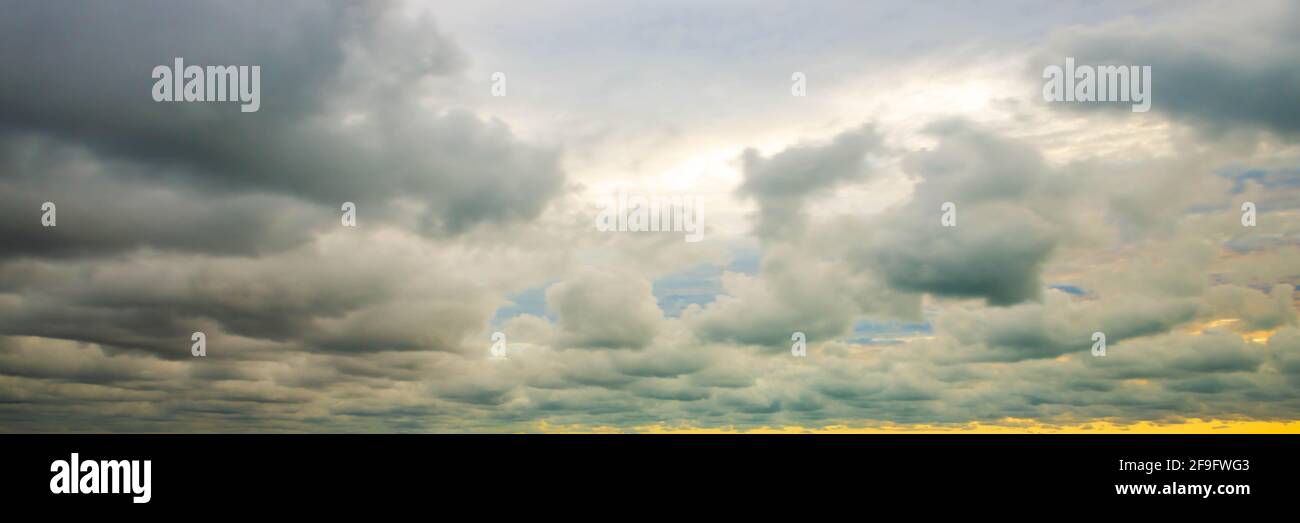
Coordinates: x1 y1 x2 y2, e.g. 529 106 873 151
1180 318 1280 344
536 418 1300 434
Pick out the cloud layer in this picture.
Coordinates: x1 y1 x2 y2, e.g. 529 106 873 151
1 0 1298 432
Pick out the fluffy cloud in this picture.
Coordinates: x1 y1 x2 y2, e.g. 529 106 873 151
547 270 663 349
1035 0 1300 137
0 0 565 256
865 121 1069 305
736 124 886 239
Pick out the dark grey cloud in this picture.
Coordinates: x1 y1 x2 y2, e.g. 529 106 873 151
0 258 382 357
1272 328 1300 387
0 0 565 258
1089 330 1266 379
871 210 1056 305
937 293 1200 362
0 137 329 259
0 336 184 385
0 1 556 370
864 121 1065 305
1036 1 1300 136
0 232 503 360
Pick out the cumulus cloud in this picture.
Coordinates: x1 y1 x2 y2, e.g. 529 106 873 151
863 121 1070 305
547 270 663 349
1035 0 1300 137
736 124 886 240
686 245 875 347
0 0 565 256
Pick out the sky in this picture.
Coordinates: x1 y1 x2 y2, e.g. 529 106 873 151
1 0 1298 432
